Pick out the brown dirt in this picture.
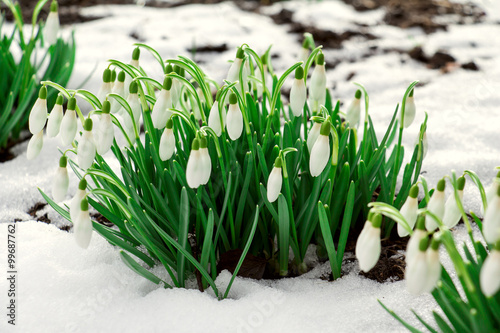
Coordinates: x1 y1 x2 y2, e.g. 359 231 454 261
0 135 31 163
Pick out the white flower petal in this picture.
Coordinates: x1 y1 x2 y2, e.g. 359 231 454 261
208 101 225 136
46 104 63 138
290 79 306 117
307 122 321 152
159 128 175 161
398 197 418 237
74 210 93 249
96 114 114 155
227 58 242 83
186 150 201 188
345 98 361 128
403 96 416 128
226 103 243 140
480 250 500 297
29 98 47 134
267 167 282 203
406 251 429 295
60 110 78 146
309 64 326 103
52 167 69 203
423 249 441 293
483 195 500 244
44 11 59 45
27 130 44 160
309 134 330 177
199 148 212 185
425 190 445 231
406 229 426 265
442 191 463 228
355 222 381 272
77 130 96 170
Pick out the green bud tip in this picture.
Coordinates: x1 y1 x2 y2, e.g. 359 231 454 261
355 89 362 99
261 54 267 65
117 71 125 82
78 178 87 190
295 66 304 80
236 46 245 59
315 53 325 66
367 210 375 223
163 77 173 91
229 93 237 105
84 118 93 131
67 97 76 110
416 215 426 230
166 118 173 129
370 213 382 228
129 81 138 94
437 179 446 192
132 47 140 61
173 65 181 75
409 184 419 198
302 39 309 49
165 64 173 73
319 121 331 136
430 237 440 251
103 69 111 83
39 86 47 99
199 136 208 148
55 94 64 105
409 89 414 98
59 156 67 168
111 69 117 82
50 0 58 13
102 101 111 114
80 198 89 212
191 138 199 151
274 156 282 168
457 176 466 191
418 237 429 252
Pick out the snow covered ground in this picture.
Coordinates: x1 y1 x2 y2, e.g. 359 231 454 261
1 1 499 332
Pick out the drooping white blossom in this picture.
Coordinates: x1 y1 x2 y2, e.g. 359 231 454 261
97 69 112 103
110 71 126 114
52 156 69 202
151 77 173 129
309 122 331 177
267 157 283 203
443 176 466 228
123 47 140 99
29 87 48 135
290 67 306 117
44 1 60 45
96 101 114 155
355 214 382 272
483 187 500 244
74 198 93 249
47 94 64 138
26 130 44 160
208 100 226 136
198 136 211 185
406 237 429 295
77 118 96 170
307 121 322 152
226 93 243 140
398 184 419 237
186 138 203 188
424 238 441 293
159 120 175 161
309 53 326 112
70 178 87 224
406 216 426 265
345 90 361 128
480 247 500 297
60 97 78 146
425 179 446 231
402 90 416 128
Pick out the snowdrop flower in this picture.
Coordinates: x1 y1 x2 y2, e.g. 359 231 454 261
309 53 326 113
110 71 126 114
307 121 322 152
70 178 87 224
443 176 466 228
199 136 211 185
345 90 361 128
398 184 419 237
300 39 310 64
186 138 202 188
483 171 500 214
159 119 175 161
290 66 306 117
226 46 245 84
170 65 183 105
126 81 141 126
424 237 441 293
406 237 429 295
309 121 331 177
406 216 426 265
27 130 44 160
152 77 173 130
226 93 243 140
46 94 64 138
77 118 96 170
97 69 112 103
124 47 140 98
29 86 48 134
96 101 114 155
44 0 59 45
267 157 283 203
425 179 446 231
480 244 500 297
74 198 93 249
208 91 226 136
52 156 69 202
60 97 78 146
483 186 500 244
355 213 382 272
402 89 416 128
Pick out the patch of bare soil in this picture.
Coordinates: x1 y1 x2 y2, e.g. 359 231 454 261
360 238 407 282
27 202 52 225
342 0 485 33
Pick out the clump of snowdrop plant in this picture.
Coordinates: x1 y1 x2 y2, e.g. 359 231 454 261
1 0 75 150
371 169 500 332
37 40 426 298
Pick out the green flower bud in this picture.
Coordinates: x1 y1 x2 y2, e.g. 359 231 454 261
59 155 67 168
236 46 245 59
67 97 76 110
295 66 304 80
163 77 173 91
418 236 429 252
166 118 173 129
409 89 414 98
80 198 89 212
102 100 111 114
409 184 419 198
111 69 117 82
103 69 111 83
132 47 140 61
437 178 445 192
274 156 282 168
50 0 58 12
55 94 64 105
78 178 87 190
129 81 138 94
191 138 199 151
319 121 331 136
199 136 208 149
165 64 173 73
39 86 47 99
315 53 325 66
416 215 425 230
457 176 466 191
84 118 93 131
430 237 440 251
355 89 362 99
117 71 125 82
229 93 237 105
371 213 382 228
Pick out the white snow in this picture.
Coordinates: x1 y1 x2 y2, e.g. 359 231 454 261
0 1 499 332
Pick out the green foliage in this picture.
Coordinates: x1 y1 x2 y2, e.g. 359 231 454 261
40 41 425 296
0 0 75 148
